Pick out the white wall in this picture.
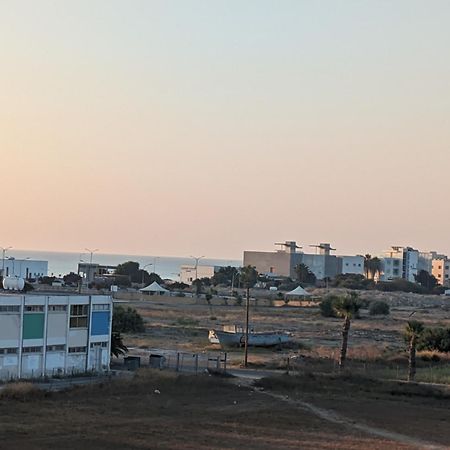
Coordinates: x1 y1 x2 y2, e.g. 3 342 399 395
1 259 48 279
340 256 364 275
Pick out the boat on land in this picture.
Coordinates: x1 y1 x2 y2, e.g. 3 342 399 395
208 325 291 347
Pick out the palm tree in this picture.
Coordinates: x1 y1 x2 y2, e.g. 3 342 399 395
333 292 362 370
364 255 382 280
111 331 128 358
405 320 424 382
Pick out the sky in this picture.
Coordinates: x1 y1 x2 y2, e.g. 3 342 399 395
1 0 449 259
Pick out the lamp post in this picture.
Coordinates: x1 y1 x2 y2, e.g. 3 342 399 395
1 246 12 277
85 248 99 265
153 257 159 275
190 255 205 281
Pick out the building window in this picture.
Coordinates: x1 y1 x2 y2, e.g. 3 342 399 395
46 345 66 352
70 305 88 328
92 304 110 311
22 346 43 354
90 342 108 348
68 346 87 353
0 348 18 354
49 305 67 312
25 305 44 312
0 305 20 313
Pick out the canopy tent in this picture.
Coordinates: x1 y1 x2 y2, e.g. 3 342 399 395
285 285 311 298
140 281 169 296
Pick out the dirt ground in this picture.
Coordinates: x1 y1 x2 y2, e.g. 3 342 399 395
0 370 440 450
122 289 450 382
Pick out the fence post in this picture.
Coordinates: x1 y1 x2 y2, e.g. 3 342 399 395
223 353 227 373
286 357 290 375
195 354 199 374
176 353 180 372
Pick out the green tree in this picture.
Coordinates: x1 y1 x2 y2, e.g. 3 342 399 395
414 270 438 291
405 320 424 382
240 265 258 288
364 255 382 280
116 261 140 278
294 263 316 285
211 266 240 286
112 306 145 333
332 293 362 370
63 272 82 285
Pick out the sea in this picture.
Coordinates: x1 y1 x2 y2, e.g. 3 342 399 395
8 249 242 280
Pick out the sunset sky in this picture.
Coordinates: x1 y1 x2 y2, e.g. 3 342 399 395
1 0 449 259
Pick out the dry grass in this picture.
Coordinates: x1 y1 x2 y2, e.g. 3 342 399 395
0 370 425 449
0 382 47 401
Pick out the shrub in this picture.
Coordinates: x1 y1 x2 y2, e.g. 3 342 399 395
418 327 450 352
319 296 337 318
113 306 145 333
332 274 374 290
235 295 243 306
375 279 424 294
369 301 390 316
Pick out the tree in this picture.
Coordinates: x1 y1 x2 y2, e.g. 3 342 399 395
111 331 128 358
332 292 362 370
63 272 82 286
240 266 258 288
115 261 140 278
294 263 316 285
112 306 145 333
414 270 438 291
211 266 240 286
192 278 204 296
405 320 424 382
364 255 382 280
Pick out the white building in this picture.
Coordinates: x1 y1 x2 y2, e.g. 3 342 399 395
180 265 221 285
340 255 365 275
1 258 48 280
380 246 419 282
0 293 112 380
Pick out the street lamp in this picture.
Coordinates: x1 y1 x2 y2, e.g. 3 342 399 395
190 255 205 280
1 246 12 277
85 248 99 265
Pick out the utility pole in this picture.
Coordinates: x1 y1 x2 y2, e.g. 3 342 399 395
244 285 250 368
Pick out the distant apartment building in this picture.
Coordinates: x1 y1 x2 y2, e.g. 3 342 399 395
243 241 362 281
432 258 450 287
0 293 112 380
1 258 48 280
380 246 419 282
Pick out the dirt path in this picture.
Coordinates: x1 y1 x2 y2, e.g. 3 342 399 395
234 377 446 450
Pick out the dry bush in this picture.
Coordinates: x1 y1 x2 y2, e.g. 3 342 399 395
0 382 46 402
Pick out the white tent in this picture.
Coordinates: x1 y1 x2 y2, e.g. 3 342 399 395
140 281 169 296
285 285 311 298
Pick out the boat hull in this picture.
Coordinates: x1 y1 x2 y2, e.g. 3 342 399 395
209 330 291 347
